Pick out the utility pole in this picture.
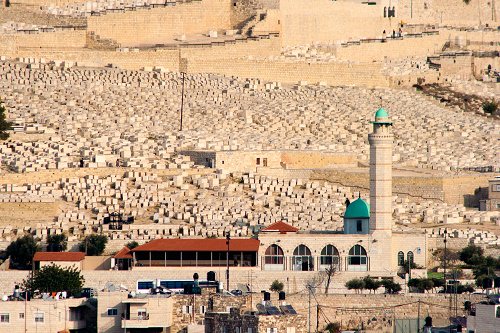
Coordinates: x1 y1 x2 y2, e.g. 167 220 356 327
226 233 230 292
308 286 311 333
179 72 185 131
443 229 448 295
24 290 27 333
316 304 319 333
417 299 421 333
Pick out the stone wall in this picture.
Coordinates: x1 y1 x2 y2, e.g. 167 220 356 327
186 58 390 87
10 0 84 6
398 0 500 25
311 169 493 206
86 0 232 47
0 30 87 51
279 0 397 46
285 293 486 331
334 35 446 62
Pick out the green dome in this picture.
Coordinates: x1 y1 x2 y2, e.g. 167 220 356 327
375 108 389 119
344 198 370 219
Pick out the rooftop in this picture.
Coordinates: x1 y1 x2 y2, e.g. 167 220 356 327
260 221 299 233
131 238 260 252
113 246 133 259
33 252 86 262
344 198 370 219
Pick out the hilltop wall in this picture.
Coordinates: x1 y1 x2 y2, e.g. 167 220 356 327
10 0 84 6
86 0 232 47
0 30 87 51
279 0 397 46
334 34 446 62
311 169 493 206
398 0 500 25
186 58 389 87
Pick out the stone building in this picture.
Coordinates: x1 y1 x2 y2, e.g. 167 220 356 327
180 150 357 174
466 297 500 332
97 290 250 333
0 297 88 333
204 305 307 333
117 109 428 279
479 176 500 211
33 251 86 270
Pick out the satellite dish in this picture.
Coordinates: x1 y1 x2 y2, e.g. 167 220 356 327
1 295 7 301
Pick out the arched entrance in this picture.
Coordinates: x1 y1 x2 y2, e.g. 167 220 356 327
320 245 340 271
347 245 368 272
263 244 284 271
292 245 313 271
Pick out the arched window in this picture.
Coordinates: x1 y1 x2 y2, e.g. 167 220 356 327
320 245 340 268
398 251 405 266
264 244 284 265
292 245 313 271
392 6 396 17
347 245 368 272
383 6 387 18
407 251 414 266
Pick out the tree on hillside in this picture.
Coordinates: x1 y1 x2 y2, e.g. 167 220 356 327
345 278 365 294
459 245 484 266
381 279 402 294
6 235 40 269
432 247 460 269
320 262 337 294
0 98 13 140
408 278 435 293
47 234 68 252
125 241 139 250
363 276 381 294
79 234 108 256
23 264 84 296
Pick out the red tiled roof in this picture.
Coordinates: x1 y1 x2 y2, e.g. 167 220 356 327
33 252 85 262
261 221 298 233
131 238 260 252
114 246 133 259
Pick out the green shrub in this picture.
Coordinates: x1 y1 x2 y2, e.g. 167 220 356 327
482 101 498 114
270 280 284 292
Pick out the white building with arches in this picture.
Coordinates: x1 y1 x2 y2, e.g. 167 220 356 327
257 108 428 278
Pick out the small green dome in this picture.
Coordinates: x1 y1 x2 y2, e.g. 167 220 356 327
375 108 389 119
344 198 370 219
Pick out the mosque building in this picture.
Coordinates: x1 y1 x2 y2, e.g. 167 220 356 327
257 108 428 277
129 109 428 278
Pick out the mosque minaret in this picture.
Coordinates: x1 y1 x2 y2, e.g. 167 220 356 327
368 108 393 233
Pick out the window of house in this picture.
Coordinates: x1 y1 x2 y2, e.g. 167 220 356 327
263 158 268 167
266 328 278 333
34 312 44 323
19 313 24 319
287 328 296 333
397 251 405 266
182 306 193 314
0 313 9 323
199 306 206 314
138 309 147 320
496 305 500 318
356 220 363 232
107 308 118 316
256 158 261 165
494 184 500 191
